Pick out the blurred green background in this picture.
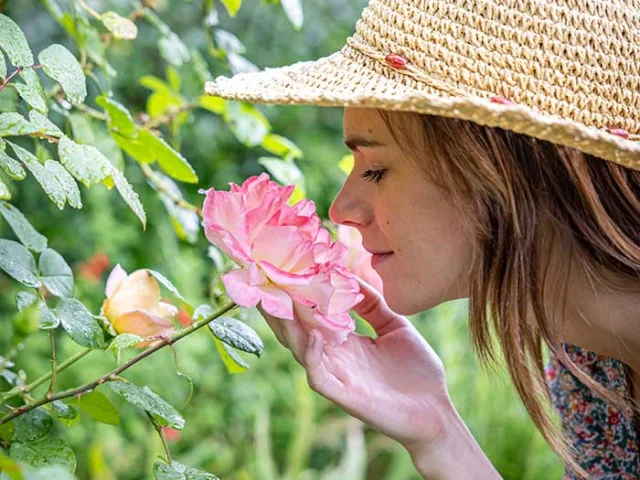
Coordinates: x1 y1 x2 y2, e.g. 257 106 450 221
0 0 563 478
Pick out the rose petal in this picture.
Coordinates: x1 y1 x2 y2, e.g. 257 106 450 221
259 284 294 320
112 309 174 338
221 269 265 308
105 264 127 298
105 270 161 321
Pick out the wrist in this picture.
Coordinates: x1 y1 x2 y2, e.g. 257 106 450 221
405 400 502 480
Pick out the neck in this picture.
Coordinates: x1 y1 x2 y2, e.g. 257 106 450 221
552 265 640 372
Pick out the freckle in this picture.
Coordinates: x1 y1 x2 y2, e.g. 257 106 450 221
386 220 390 225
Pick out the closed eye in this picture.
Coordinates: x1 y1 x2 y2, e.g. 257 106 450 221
360 169 387 184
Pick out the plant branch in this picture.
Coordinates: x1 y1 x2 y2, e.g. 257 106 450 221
0 348 92 404
146 411 172 464
0 67 23 93
0 301 236 426
47 330 57 397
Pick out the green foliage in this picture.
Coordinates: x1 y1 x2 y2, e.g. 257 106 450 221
0 0 563 479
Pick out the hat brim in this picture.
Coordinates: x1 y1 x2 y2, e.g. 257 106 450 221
205 46 640 171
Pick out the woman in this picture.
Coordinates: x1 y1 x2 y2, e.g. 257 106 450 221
206 0 640 477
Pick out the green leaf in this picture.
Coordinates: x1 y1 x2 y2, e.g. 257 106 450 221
214 337 249 373
15 69 47 114
0 88 18 113
208 317 263 357
116 129 197 183
220 0 242 17
58 136 113 187
21 466 78 480
76 391 120 425
167 67 181 91
0 14 34 67
258 157 305 194
281 0 303 30
150 172 198 243
0 113 37 137
148 270 190 310
0 178 10 200
38 248 73 298
10 436 76 473
0 453 21 480
0 239 40 287
158 34 190 67
108 381 185 430
100 11 138 40
52 401 76 420
7 142 66 209
112 169 146 227
55 298 105 349
261 134 303 160
0 139 26 180
0 422 14 443
225 102 269 147
96 95 136 137
107 333 145 363
0 52 6 79
28 111 63 137
15 291 59 330
198 96 225 115
153 461 219 480
12 409 51 443
213 30 245 54
67 114 94 144
139 75 172 94
44 161 82 209
38 44 86 104
0 201 47 252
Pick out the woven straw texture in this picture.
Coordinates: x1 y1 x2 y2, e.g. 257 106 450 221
205 0 640 171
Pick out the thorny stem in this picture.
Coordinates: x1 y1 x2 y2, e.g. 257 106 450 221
0 348 92 404
0 301 236 426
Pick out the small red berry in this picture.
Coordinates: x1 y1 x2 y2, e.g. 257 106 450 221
490 96 516 105
606 128 630 139
385 53 408 70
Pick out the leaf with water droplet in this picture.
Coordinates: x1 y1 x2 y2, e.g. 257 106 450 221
108 381 185 430
38 44 86 104
0 201 47 252
0 14 34 67
0 238 40 287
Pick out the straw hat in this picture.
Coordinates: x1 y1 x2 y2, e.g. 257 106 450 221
205 0 640 171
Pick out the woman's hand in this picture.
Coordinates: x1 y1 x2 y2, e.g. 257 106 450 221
258 279 453 454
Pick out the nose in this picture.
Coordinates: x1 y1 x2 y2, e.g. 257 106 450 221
329 173 372 228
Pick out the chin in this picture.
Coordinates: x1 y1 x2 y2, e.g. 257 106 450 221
383 284 464 316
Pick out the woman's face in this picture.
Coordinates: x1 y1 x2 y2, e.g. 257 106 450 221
329 107 474 315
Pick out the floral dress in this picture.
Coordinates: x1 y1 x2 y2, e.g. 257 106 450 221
545 343 640 479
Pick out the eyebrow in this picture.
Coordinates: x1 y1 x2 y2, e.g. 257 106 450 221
343 135 386 151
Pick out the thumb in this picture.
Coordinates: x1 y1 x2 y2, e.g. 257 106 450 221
353 277 411 336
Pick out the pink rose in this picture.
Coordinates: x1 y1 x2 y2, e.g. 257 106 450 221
337 225 384 294
101 264 177 346
201 173 364 345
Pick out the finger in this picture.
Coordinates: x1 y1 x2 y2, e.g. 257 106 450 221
305 330 345 399
257 304 308 365
354 277 412 337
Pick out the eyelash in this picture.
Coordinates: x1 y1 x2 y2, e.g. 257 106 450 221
360 169 387 184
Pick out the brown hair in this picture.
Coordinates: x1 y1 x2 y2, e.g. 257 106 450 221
377 108 640 479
